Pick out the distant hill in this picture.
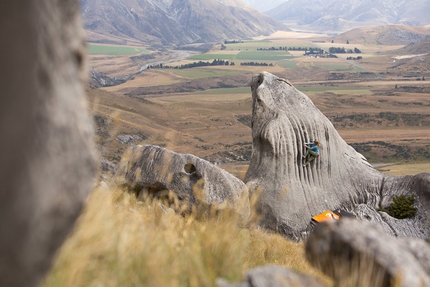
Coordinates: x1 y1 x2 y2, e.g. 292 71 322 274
81 0 288 47
397 37 430 54
322 25 430 45
267 0 430 32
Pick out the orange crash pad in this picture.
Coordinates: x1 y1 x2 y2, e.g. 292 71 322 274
312 210 340 223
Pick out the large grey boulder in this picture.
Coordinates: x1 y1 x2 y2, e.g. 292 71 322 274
0 1 97 287
115 145 250 221
305 219 430 287
244 72 430 240
217 265 324 287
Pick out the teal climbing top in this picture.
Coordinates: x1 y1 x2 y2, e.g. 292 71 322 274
306 142 319 155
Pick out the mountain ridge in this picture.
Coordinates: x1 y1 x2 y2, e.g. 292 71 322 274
81 0 288 47
268 0 430 32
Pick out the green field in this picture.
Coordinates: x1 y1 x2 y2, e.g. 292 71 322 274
236 51 294 61
88 44 149 55
188 54 236 61
170 68 244 79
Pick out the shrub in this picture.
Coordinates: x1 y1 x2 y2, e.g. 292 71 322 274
387 194 417 219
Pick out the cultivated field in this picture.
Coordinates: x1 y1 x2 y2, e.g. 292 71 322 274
87 30 430 169
88 43 150 55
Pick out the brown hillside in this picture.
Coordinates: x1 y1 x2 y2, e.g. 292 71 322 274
326 25 430 45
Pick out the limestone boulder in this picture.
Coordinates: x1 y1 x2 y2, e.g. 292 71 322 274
0 1 97 286
115 145 250 221
244 72 430 240
305 219 430 287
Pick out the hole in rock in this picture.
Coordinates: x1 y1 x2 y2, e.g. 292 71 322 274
184 163 196 174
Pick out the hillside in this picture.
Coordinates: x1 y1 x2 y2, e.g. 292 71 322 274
395 37 430 54
387 38 430 73
267 0 430 32
322 25 430 45
81 0 288 47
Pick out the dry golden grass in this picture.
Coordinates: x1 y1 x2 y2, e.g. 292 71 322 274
41 187 331 287
377 162 430 176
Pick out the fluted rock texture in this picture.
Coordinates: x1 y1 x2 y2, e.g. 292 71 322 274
0 1 97 286
115 145 250 221
244 72 430 240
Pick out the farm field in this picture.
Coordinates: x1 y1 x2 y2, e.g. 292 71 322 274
88 43 150 55
88 30 430 170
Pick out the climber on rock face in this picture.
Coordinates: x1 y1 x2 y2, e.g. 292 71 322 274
303 140 319 166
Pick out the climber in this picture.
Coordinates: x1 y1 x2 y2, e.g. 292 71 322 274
303 140 319 166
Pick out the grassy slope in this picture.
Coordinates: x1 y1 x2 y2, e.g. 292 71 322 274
40 163 427 287
41 188 331 287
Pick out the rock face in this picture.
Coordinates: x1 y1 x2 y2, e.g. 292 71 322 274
0 1 97 287
115 145 250 221
217 265 324 287
306 219 430 287
244 72 430 240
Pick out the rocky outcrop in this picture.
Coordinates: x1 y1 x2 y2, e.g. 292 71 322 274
217 265 324 287
306 219 430 287
115 145 250 221
0 1 97 287
244 72 430 240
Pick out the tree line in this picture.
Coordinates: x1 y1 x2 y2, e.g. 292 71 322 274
257 47 323 51
240 62 274 66
329 47 362 53
149 59 235 69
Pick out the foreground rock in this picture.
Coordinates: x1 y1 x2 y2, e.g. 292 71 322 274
217 265 323 287
244 72 430 240
306 219 430 287
115 145 250 221
0 1 97 287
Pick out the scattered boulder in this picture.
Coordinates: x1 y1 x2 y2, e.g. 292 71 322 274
114 145 250 221
217 265 324 287
117 134 135 144
0 1 97 286
117 134 144 144
244 72 430 240
305 219 430 287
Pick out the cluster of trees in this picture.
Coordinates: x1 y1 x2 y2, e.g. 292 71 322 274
346 56 363 60
150 59 235 69
328 47 362 53
240 62 274 66
224 40 243 44
257 46 323 51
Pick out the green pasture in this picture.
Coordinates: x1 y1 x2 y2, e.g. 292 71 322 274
169 68 243 79
88 44 149 55
236 51 294 61
188 54 236 61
